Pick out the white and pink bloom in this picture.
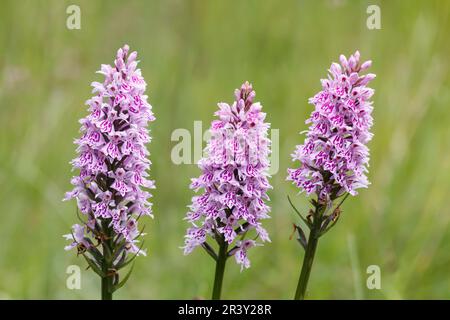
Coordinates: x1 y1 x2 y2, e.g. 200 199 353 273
183 82 272 271
288 51 375 201
64 44 155 258
288 52 376 300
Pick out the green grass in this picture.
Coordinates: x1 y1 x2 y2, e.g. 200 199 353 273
0 0 449 299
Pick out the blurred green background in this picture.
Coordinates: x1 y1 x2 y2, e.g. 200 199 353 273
0 0 449 299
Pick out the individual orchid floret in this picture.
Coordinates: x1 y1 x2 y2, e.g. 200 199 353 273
63 44 155 300
183 82 272 299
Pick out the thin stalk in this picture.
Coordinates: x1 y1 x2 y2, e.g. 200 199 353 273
211 238 228 300
101 224 113 300
101 275 113 300
294 206 323 300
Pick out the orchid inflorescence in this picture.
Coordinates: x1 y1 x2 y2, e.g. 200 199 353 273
64 44 155 299
287 51 375 299
183 82 272 299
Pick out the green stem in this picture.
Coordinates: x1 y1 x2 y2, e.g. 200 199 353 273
101 227 113 300
101 275 113 300
294 207 322 300
211 239 228 300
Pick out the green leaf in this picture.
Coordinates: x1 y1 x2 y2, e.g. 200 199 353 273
115 251 127 268
112 261 135 293
319 207 342 237
201 242 218 261
115 240 145 270
85 241 104 264
111 241 127 262
319 212 341 237
82 253 105 277
309 198 318 207
294 224 308 251
287 195 312 229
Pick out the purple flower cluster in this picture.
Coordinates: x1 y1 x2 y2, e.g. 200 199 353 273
64 45 155 256
183 82 272 270
288 51 375 200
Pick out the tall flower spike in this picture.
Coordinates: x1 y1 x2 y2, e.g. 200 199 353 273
288 50 375 200
287 51 375 300
184 82 272 299
63 44 155 300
